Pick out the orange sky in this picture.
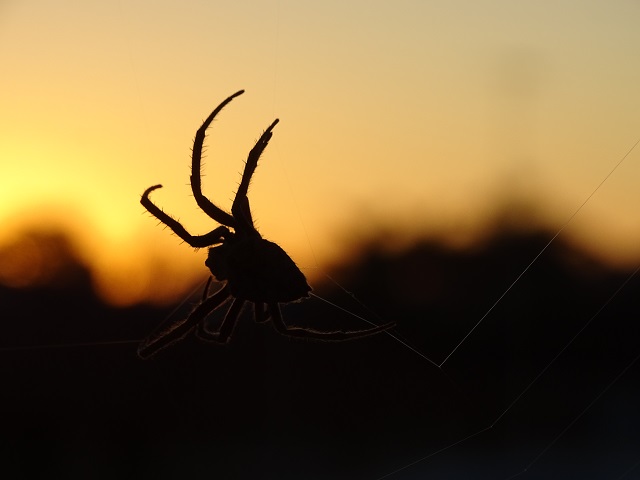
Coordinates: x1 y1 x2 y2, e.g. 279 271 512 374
1 1 640 306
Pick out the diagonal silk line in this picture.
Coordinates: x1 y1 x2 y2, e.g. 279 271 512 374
440 136 640 367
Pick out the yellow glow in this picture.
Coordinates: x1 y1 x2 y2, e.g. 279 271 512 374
2 1 640 305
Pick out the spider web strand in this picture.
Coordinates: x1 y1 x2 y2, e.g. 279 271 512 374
491 263 640 426
0 339 139 352
615 458 640 480
319 273 447 370
439 135 640 368
374 426 493 480
308 292 440 369
504 349 640 479
0 277 210 353
380 253 640 478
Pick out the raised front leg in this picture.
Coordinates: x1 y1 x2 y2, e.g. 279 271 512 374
190 90 244 227
231 119 280 234
141 185 230 248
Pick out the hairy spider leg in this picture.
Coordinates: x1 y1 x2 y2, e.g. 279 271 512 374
140 186 231 248
231 119 280 235
196 297 245 343
201 276 214 301
268 303 396 341
254 302 270 323
190 89 245 228
137 285 232 359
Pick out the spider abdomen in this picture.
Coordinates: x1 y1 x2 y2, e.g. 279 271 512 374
206 238 311 304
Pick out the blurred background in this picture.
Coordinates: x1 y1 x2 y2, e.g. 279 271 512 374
2 0 640 306
1 1 639 478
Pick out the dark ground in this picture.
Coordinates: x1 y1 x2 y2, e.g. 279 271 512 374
1 227 639 479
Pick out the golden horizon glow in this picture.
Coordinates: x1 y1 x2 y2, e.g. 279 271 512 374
2 1 640 305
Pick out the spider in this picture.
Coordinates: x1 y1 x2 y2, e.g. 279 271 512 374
137 90 395 358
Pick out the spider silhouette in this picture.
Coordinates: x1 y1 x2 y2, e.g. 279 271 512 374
138 90 395 358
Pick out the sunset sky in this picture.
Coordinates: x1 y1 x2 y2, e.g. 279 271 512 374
1 0 639 306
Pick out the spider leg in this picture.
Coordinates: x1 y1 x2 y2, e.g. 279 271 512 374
190 90 245 228
202 276 214 301
137 285 231 359
141 185 231 248
231 118 280 233
196 298 244 343
234 196 254 233
268 303 396 341
254 302 270 323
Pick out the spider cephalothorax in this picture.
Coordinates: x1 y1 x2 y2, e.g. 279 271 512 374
137 90 394 358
